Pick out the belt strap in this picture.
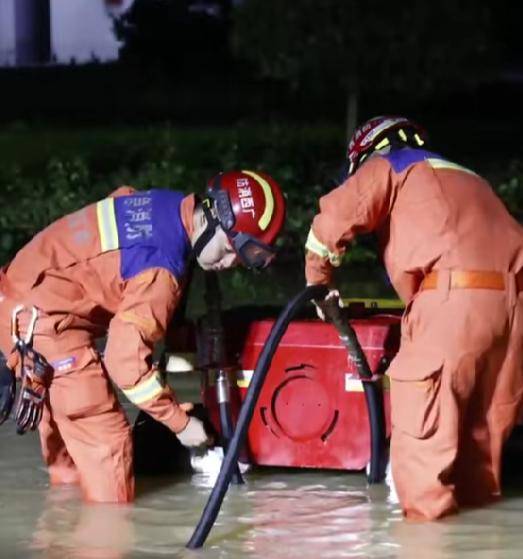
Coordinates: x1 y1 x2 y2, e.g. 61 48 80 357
421 270 517 291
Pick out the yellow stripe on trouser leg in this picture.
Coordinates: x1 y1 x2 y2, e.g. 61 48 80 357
96 198 119 252
305 229 341 266
242 170 274 231
122 371 164 405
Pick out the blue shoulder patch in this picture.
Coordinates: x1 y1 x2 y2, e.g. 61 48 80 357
114 190 191 281
383 148 441 174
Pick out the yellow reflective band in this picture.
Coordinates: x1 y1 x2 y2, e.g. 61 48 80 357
305 229 341 266
242 170 274 231
374 138 389 151
398 129 407 142
237 369 253 388
122 371 164 405
342 297 404 309
426 158 478 177
345 374 390 392
329 252 341 266
414 133 425 146
305 228 329 258
96 198 119 252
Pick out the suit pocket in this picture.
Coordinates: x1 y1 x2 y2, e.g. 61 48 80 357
50 348 117 419
388 351 443 439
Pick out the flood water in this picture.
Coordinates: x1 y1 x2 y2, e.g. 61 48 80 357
2 372 523 559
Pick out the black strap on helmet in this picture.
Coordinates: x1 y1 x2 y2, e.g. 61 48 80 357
209 174 236 231
211 189 235 232
192 197 220 257
193 173 239 258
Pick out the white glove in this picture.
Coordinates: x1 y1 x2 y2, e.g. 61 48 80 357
385 460 399 504
312 288 343 321
176 416 211 448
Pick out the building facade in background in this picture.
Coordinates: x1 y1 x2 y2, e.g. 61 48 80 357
0 0 128 66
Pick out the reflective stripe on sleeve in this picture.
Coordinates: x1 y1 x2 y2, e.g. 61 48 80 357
305 228 341 266
121 371 165 405
426 158 478 177
96 198 119 252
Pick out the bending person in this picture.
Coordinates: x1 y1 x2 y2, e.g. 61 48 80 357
0 170 285 503
305 116 523 520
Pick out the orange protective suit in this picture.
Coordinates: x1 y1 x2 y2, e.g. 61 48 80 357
0 187 196 503
305 148 523 519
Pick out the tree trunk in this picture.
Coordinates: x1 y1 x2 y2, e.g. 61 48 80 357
345 86 359 143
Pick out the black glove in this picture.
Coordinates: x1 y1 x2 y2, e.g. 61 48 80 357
0 358 15 425
14 346 49 435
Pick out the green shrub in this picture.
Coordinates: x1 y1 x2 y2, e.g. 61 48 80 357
0 123 522 270
495 160 523 219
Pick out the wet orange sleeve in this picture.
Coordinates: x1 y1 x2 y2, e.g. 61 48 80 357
104 268 189 433
305 156 395 285
109 186 136 198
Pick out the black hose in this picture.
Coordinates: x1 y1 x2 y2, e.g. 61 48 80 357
324 300 388 483
362 381 387 482
203 271 244 484
218 400 235 444
186 284 329 549
218 398 244 485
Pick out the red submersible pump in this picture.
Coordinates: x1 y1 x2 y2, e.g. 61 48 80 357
179 283 401 548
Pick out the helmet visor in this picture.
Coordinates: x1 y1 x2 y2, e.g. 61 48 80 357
230 232 276 271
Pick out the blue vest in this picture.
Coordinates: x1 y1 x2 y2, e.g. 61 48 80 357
97 190 191 281
382 148 442 173
381 147 477 177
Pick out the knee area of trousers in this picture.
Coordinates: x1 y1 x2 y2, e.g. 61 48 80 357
49 464 81 486
81 487 135 504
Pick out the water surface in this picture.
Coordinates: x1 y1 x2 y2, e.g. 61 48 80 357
2 374 523 559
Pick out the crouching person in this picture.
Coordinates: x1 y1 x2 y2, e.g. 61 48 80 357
305 116 523 520
0 170 285 503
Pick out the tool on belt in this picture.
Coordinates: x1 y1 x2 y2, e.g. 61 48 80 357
0 356 15 425
11 305 49 434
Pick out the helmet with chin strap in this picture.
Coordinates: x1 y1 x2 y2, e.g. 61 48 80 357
346 116 428 176
192 170 286 270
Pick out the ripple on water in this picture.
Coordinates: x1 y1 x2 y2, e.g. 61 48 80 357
3 422 523 558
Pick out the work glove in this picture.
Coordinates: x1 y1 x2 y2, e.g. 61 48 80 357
0 360 15 425
312 287 343 322
14 346 49 434
176 402 212 448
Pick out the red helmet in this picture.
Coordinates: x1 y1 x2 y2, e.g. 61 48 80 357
346 116 427 176
193 170 286 270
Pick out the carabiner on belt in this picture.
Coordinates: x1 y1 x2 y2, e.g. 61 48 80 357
11 305 38 350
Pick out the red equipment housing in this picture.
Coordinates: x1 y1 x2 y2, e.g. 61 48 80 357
202 312 401 471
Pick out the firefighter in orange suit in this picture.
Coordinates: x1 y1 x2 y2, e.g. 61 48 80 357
305 116 523 520
0 170 285 503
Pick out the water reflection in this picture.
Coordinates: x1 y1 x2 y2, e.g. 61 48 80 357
3 461 523 558
2 378 523 557
31 487 134 559
238 486 370 558
189 471 402 559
